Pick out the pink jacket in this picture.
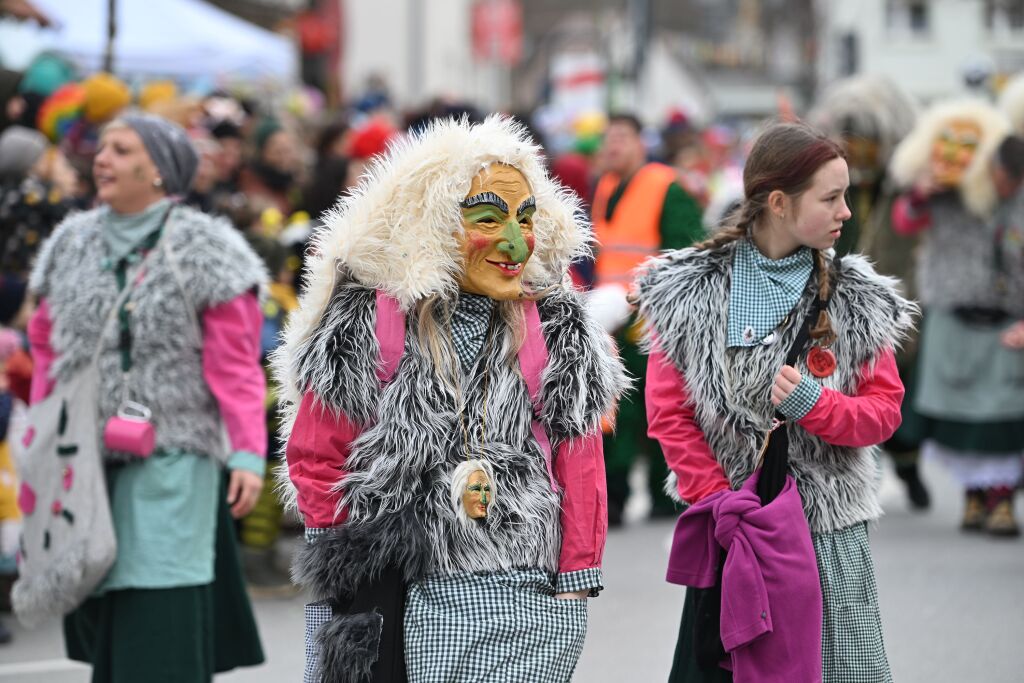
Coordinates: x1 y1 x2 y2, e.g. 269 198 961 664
646 347 905 503
286 391 608 579
28 294 267 466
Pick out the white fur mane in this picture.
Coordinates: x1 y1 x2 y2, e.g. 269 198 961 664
999 73 1024 138
273 116 589 483
809 74 919 164
888 98 1009 218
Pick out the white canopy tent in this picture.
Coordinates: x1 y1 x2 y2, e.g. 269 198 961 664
0 0 297 83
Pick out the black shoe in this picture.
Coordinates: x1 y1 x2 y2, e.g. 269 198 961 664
0 618 12 645
896 464 931 510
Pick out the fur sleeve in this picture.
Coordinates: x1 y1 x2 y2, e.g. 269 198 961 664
537 286 629 441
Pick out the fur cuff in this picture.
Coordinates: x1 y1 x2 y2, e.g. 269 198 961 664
315 611 383 683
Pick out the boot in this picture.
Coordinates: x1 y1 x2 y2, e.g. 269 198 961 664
895 462 931 510
0 618 11 644
961 489 986 531
984 487 1020 538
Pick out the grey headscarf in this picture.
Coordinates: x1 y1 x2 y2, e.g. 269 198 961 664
118 113 198 195
0 126 47 182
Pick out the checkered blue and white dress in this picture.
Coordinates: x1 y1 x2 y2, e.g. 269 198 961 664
814 522 892 683
404 569 588 683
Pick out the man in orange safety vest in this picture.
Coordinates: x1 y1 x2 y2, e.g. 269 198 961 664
589 113 704 526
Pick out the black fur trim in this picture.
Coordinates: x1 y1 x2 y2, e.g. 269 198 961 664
537 287 630 441
315 611 383 683
293 274 380 426
294 509 431 601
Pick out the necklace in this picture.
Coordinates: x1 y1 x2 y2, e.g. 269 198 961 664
451 312 495 523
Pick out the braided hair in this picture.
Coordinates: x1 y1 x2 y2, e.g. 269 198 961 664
697 121 845 342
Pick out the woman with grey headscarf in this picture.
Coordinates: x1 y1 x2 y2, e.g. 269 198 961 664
26 113 268 681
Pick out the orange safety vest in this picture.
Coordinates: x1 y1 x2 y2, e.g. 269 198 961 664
591 162 677 287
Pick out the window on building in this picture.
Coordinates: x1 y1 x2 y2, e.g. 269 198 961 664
886 0 931 38
839 32 859 76
986 0 1024 32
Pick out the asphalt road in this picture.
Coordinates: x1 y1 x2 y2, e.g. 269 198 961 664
2 455 1022 682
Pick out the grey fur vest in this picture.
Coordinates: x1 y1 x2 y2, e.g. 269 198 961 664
916 193 1006 312
288 275 627 598
635 241 916 534
29 204 267 463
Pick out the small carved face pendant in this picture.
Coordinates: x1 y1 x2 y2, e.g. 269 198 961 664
462 469 492 520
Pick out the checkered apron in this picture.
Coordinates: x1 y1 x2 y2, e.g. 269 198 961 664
404 569 588 683
814 522 892 683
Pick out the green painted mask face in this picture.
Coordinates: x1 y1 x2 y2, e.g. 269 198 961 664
457 164 536 300
462 469 492 520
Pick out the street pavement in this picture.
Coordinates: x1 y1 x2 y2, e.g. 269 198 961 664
2 455 1022 682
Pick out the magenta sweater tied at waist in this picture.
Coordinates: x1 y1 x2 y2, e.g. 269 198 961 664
667 471 823 683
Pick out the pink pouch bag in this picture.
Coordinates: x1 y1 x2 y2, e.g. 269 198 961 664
102 401 155 458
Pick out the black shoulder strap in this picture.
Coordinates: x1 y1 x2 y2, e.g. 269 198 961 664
759 254 841 504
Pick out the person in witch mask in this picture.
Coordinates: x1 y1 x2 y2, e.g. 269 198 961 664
275 116 627 683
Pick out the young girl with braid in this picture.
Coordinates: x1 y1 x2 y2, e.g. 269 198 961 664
634 122 917 682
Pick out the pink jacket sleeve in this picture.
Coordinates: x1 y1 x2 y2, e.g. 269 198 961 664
797 348 904 447
646 348 732 504
27 299 56 404
553 431 607 583
891 191 932 236
202 293 267 458
286 391 360 529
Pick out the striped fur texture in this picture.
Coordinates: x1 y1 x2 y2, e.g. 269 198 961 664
29 204 267 462
635 241 917 533
274 117 627 681
291 282 626 599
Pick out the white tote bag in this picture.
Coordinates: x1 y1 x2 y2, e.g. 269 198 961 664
13 217 173 627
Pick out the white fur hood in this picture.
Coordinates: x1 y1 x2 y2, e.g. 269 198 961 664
888 98 1009 218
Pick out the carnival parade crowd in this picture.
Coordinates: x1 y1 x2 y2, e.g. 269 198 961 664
2 50 1024 683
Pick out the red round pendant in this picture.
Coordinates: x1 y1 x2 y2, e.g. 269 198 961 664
807 346 837 378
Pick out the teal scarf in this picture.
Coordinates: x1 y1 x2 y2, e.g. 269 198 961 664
101 199 171 266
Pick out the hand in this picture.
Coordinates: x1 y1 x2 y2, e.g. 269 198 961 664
227 469 263 519
912 174 941 199
770 365 802 406
1001 321 1024 350
554 590 589 600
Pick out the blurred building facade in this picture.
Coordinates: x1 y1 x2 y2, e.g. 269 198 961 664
817 0 1024 102
336 0 819 124
340 0 517 112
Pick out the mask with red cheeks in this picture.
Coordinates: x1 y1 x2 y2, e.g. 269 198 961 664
456 164 536 300
930 119 981 189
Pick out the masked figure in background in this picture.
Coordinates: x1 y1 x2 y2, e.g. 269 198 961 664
888 100 1024 536
1000 73 1024 139
275 117 627 683
810 75 930 508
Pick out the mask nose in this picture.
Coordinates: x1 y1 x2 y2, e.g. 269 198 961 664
497 220 529 263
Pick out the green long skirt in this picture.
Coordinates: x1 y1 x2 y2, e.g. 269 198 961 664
64 476 265 682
